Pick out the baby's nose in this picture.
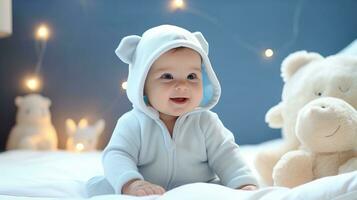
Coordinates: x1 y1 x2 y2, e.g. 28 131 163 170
175 86 188 91
175 82 188 91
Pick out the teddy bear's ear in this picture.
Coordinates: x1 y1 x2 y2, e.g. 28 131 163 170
44 97 51 107
281 51 323 82
265 102 284 128
66 118 77 136
15 96 23 106
78 118 88 128
94 119 105 136
115 35 141 65
193 32 209 55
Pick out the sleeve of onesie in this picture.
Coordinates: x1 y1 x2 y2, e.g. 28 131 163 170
201 111 258 189
102 112 144 194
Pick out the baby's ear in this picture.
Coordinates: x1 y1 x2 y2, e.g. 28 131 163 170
115 35 141 64
193 32 209 55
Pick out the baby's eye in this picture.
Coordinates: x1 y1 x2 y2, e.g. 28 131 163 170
187 73 197 80
160 73 173 80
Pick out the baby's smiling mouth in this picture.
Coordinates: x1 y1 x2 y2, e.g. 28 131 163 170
170 97 189 104
325 125 341 138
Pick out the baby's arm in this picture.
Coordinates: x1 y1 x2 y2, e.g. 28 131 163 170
102 113 145 194
202 112 259 189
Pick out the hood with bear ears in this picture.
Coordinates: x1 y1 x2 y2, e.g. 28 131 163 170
115 25 221 119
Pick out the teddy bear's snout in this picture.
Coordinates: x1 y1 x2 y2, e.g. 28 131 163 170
306 104 337 119
310 104 330 113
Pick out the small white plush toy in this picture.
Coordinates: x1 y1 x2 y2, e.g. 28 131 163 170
272 97 357 188
254 51 357 185
6 94 58 150
65 118 105 152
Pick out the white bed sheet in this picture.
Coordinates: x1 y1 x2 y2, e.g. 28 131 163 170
0 140 356 200
0 150 102 198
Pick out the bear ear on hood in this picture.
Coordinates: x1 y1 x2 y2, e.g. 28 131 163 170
193 32 209 55
115 35 141 65
281 51 323 82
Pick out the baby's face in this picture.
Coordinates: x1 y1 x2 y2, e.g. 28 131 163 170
145 48 203 117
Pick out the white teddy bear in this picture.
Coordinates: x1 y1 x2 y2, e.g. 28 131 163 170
6 94 58 150
254 51 357 185
272 97 357 188
66 118 105 152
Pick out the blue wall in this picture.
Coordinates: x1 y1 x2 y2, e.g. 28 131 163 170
1 0 356 150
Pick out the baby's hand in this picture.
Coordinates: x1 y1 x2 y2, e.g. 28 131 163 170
238 184 258 191
122 179 166 196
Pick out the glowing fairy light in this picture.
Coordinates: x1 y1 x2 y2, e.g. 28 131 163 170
75 143 84 152
121 81 128 90
36 24 50 40
174 0 184 8
264 48 274 58
170 0 185 10
25 76 41 91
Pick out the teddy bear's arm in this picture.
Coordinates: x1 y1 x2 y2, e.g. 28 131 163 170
272 150 313 188
265 102 284 128
339 157 357 174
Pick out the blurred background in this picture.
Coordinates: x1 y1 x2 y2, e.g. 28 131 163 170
0 0 357 151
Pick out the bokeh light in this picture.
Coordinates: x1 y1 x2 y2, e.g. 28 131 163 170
170 0 185 10
36 24 50 40
24 76 41 91
75 143 84 152
121 81 128 90
264 48 274 58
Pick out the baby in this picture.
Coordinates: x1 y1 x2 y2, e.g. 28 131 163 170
86 25 258 197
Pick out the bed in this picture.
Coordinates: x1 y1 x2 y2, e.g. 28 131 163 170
0 140 356 200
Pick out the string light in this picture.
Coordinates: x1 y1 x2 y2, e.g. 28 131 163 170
36 24 50 41
24 76 41 91
173 0 304 59
264 48 274 58
121 81 128 90
170 0 185 10
25 24 50 92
